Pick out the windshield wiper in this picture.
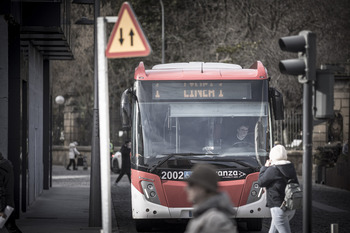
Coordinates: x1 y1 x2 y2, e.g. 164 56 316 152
149 153 218 173
225 158 259 171
195 157 258 171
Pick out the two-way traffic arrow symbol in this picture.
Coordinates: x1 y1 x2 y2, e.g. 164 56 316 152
119 28 135 46
129 29 134 46
119 28 124 45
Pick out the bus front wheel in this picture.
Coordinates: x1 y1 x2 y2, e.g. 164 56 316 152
245 218 262 231
135 219 153 232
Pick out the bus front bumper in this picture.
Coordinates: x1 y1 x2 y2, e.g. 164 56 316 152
131 185 271 219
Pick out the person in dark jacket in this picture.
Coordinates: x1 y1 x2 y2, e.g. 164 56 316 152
0 152 22 233
115 141 131 184
258 145 299 233
184 164 238 233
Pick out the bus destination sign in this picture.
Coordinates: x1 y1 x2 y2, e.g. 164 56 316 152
152 82 251 100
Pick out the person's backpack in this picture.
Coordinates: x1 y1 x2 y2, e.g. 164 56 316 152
281 179 303 211
276 166 303 211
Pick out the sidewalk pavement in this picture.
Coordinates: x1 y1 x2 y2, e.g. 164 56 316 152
12 166 119 233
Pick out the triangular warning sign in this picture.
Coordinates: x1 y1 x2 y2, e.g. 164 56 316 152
106 2 152 59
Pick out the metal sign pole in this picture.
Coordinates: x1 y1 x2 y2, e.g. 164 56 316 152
97 16 111 233
96 16 118 233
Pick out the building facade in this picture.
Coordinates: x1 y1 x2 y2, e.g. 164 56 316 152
0 0 73 215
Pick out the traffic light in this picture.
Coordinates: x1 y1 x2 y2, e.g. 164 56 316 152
279 31 316 83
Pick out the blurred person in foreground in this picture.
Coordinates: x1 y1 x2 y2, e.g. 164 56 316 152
184 163 238 233
0 152 22 233
258 145 299 233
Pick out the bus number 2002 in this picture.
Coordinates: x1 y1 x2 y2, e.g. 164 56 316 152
161 171 184 180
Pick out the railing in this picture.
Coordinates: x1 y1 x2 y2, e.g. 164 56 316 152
53 112 91 146
52 110 124 147
273 109 303 150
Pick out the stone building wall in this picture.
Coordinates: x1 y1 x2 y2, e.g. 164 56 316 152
312 77 349 147
325 78 350 190
333 79 349 143
313 123 327 148
52 145 92 167
313 75 350 191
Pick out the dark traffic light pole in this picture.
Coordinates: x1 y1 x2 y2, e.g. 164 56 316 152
302 79 313 233
300 31 316 233
89 0 102 227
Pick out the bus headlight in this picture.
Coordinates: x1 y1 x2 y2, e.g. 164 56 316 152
246 182 262 204
150 191 156 198
251 190 257 196
141 181 160 204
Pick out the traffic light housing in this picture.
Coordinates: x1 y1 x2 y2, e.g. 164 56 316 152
279 31 316 83
314 69 334 119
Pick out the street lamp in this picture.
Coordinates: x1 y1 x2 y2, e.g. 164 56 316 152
72 0 101 227
55 95 65 143
160 0 165 63
55 95 65 105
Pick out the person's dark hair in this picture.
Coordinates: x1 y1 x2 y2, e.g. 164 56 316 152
187 164 219 194
238 124 249 129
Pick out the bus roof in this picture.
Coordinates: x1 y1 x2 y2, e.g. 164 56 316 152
152 62 242 70
134 61 268 81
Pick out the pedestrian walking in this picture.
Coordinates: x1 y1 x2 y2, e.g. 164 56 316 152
115 141 131 184
110 141 114 157
0 152 22 233
258 145 299 233
67 141 80 170
184 164 238 233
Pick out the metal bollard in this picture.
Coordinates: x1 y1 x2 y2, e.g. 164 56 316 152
331 223 338 233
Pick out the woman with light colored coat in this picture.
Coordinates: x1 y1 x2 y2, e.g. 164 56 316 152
66 141 80 170
258 145 299 233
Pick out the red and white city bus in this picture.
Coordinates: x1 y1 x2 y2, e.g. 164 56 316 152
120 61 284 231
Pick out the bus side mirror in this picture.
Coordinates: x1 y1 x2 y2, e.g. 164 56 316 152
270 88 284 120
121 88 132 130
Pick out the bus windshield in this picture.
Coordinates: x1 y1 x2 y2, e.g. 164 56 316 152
132 80 270 170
